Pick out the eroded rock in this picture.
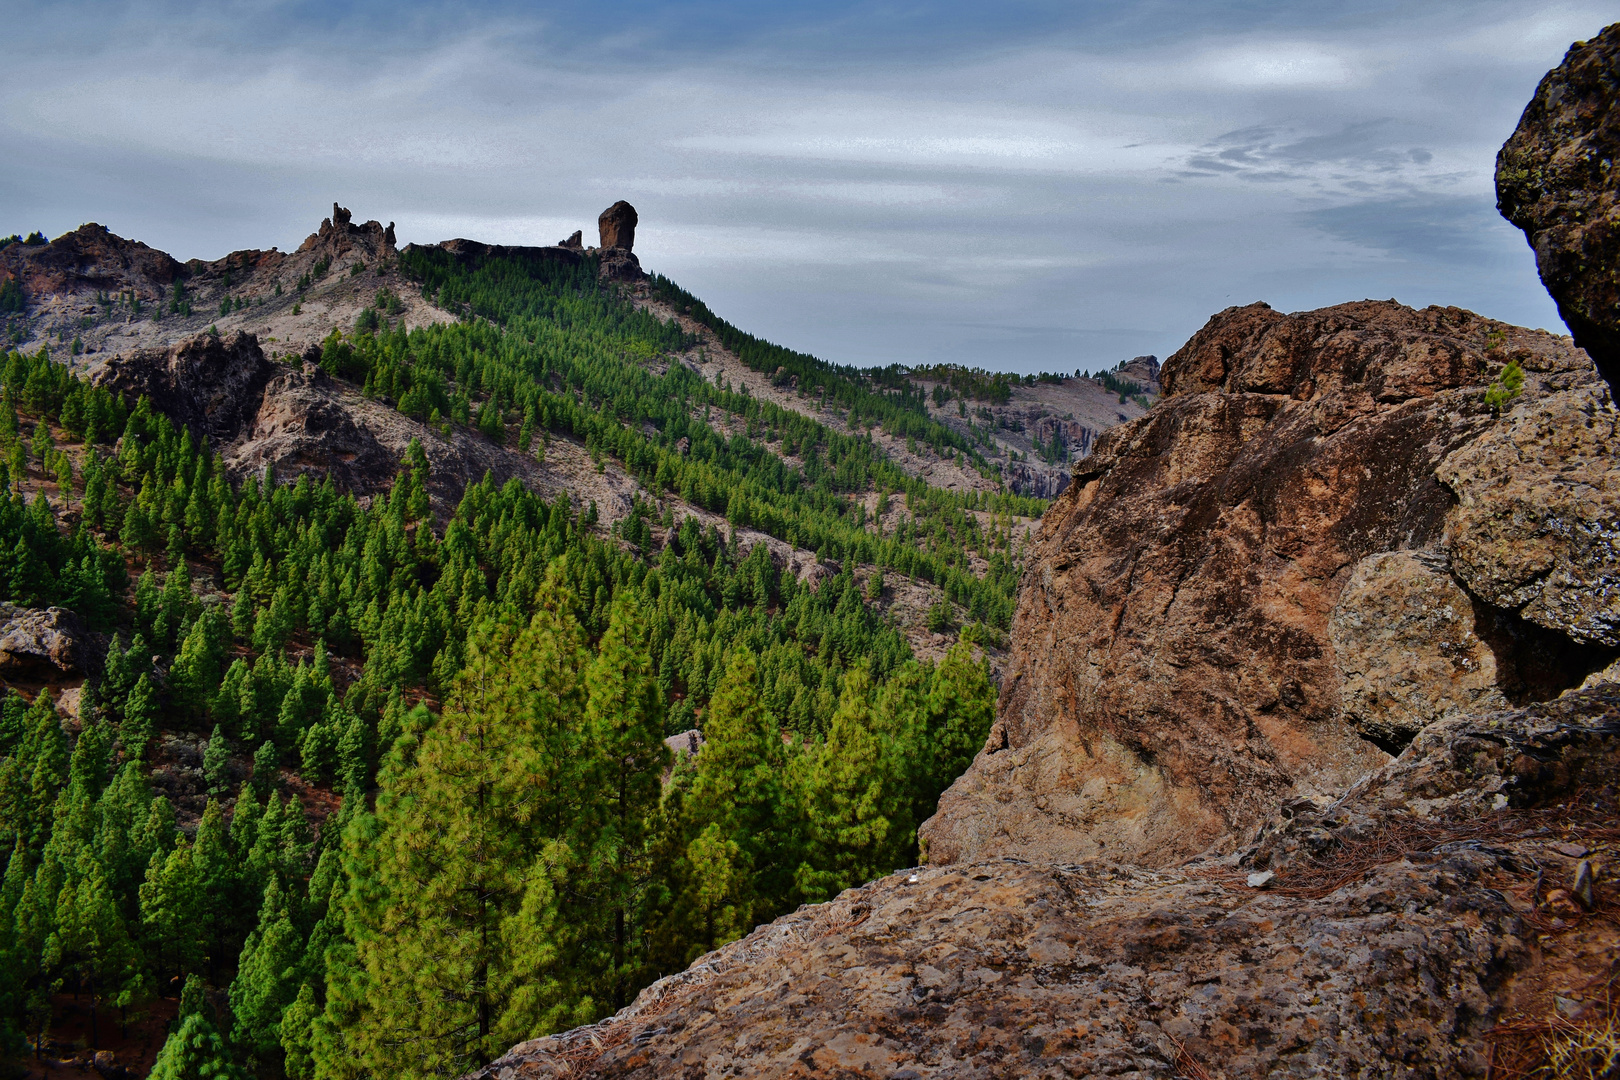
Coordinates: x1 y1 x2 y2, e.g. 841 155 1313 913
91 330 274 445
0 604 85 676
598 200 638 251
470 689 1620 1080
921 300 1598 869
1497 22 1620 395
1330 549 1507 754
1439 381 1620 646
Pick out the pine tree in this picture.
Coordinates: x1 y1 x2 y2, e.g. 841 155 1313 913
795 662 910 901
203 726 231 796
121 674 160 760
149 1010 242 1080
577 589 667 1010
346 572 593 1077
230 878 304 1069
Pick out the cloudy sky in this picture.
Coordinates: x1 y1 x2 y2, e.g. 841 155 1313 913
3 1 1612 373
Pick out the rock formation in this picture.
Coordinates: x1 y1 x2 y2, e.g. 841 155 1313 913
0 222 185 307
919 299 1613 869
471 688 1620 1079
560 230 583 249
92 331 555 515
1498 22 1620 395
298 203 397 264
598 201 638 251
91 330 275 445
0 605 87 678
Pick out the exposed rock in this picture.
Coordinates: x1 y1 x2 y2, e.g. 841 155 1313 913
90 330 274 445
1329 549 1508 754
560 230 583 250
297 203 397 264
0 222 185 307
921 300 1602 869
1497 22 1620 395
92 331 558 515
470 688 1620 1080
598 200 638 251
0 604 85 676
424 239 583 269
1438 381 1620 646
598 248 644 283
1115 353 1162 391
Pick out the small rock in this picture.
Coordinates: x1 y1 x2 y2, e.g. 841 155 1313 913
1573 860 1596 910
1246 870 1276 889
1555 996 1590 1021
1551 841 1589 858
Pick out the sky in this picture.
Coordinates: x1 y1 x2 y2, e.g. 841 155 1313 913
2 1 1614 374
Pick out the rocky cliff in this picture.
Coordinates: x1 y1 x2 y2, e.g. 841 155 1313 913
919 299 1613 869
1499 22 1620 396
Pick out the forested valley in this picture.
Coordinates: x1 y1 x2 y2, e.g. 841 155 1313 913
0 248 1044 1079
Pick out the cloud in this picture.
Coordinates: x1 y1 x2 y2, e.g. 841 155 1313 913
0 0 1604 372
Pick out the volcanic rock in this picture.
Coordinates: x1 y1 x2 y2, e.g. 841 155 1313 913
469 688 1620 1080
559 230 583 249
91 330 274 445
598 200 638 251
0 604 86 677
93 331 556 515
0 223 185 307
297 203 397 264
920 300 1608 869
1498 22 1620 395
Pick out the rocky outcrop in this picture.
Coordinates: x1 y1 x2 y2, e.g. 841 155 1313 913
920 300 1611 869
90 330 274 445
0 605 87 677
598 201 638 251
1498 22 1620 396
469 688 1620 1080
559 231 583 250
296 203 397 264
0 223 185 307
92 331 555 514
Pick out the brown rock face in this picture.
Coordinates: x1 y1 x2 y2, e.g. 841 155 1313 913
93 331 556 514
91 330 275 444
920 300 1608 868
1497 22 1620 395
470 689 1620 1080
0 222 184 307
598 200 637 251
296 203 397 263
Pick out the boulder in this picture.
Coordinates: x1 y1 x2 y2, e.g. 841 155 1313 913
0 604 85 676
598 201 638 251
920 300 1605 868
1497 22 1620 395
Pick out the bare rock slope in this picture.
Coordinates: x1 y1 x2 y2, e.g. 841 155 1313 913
472 688 1620 1080
1498 21 1620 395
919 299 1613 869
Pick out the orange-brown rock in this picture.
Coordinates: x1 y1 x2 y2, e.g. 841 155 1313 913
920 300 1607 868
598 200 637 251
0 223 184 306
470 688 1620 1080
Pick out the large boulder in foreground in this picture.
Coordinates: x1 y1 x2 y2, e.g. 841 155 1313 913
1498 22 1620 396
470 688 1620 1080
920 299 1610 869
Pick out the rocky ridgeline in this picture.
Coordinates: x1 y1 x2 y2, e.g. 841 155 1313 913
469 27 1620 1080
